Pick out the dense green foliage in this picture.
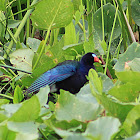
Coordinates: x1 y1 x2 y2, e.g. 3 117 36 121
0 0 140 139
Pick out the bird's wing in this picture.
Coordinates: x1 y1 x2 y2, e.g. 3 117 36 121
26 62 78 94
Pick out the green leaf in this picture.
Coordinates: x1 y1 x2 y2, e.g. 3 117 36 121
98 73 114 93
97 94 134 122
0 113 8 123
63 134 90 140
1 104 22 118
16 41 23 50
14 133 38 140
94 63 104 73
31 0 74 30
64 21 77 46
13 85 23 104
0 0 6 11
27 37 41 52
108 82 140 102
100 40 107 53
55 91 102 121
128 58 140 72
52 128 76 138
45 117 84 137
37 40 47 54
7 121 38 139
63 42 84 56
0 125 8 140
89 69 102 96
125 132 140 140
9 96 40 122
93 29 105 55
116 71 140 84
44 115 83 131
75 5 85 24
10 48 34 76
74 19 88 42
93 3 121 41
72 0 81 12
32 53 55 72
114 42 140 71
0 56 4 60
84 41 94 54
0 125 16 140
0 99 10 107
84 117 121 140
7 19 21 28
48 37 65 63
75 11 81 25
76 84 99 104
123 105 140 136
0 11 6 42
36 86 50 106
131 0 140 26
33 36 65 69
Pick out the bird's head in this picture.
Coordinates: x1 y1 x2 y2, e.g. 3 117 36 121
80 53 102 65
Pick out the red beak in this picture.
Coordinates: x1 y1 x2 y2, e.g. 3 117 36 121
94 56 102 63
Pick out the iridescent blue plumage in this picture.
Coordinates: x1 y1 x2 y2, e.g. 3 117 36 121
26 61 79 94
25 53 101 96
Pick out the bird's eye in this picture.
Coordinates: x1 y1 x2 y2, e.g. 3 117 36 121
92 54 96 57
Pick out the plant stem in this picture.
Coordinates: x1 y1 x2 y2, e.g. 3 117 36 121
33 27 51 71
86 0 93 43
26 0 30 45
73 13 86 41
49 30 54 46
73 15 84 32
4 0 39 58
112 0 122 28
31 26 35 38
8 3 17 35
123 11 136 42
127 0 132 28
82 15 86 42
16 0 24 42
38 128 48 140
93 0 97 13
0 94 13 100
116 0 134 50
54 28 59 44
113 35 123 59
0 64 32 74
101 0 104 40
104 6 119 75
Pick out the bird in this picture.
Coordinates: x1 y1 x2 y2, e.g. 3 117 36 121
24 53 101 98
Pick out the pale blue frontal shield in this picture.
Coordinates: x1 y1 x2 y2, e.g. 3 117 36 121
92 54 96 57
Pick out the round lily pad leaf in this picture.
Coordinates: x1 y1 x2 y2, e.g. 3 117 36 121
31 0 74 30
10 48 34 76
